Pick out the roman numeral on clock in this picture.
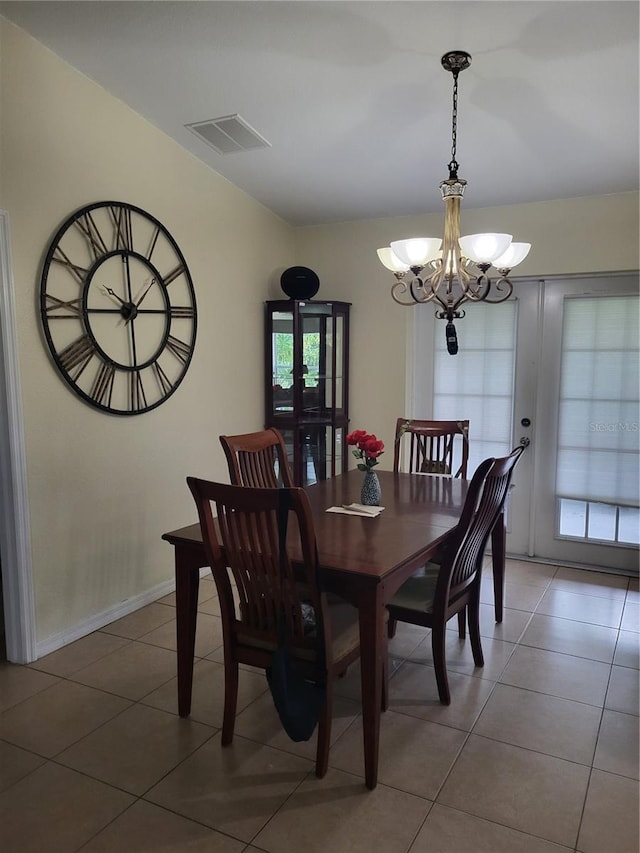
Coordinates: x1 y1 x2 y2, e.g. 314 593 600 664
89 361 116 407
58 334 95 378
74 212 108 260
44 295 82 319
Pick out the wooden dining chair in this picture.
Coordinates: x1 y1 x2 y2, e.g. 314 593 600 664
393 418 469 477
220 427 294 488
386 446 523 705
186 477 363 777
488 444 526 622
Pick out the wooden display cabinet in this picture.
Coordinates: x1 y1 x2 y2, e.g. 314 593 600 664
264 300 350 486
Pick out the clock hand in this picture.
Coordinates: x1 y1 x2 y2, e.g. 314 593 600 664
135 278 156 308
123 254 134 304
101 286 127 306
123 277 157 325
128 303 139 367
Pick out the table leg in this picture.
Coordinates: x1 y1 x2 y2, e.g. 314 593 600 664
174 544 203 717
491 512 506 623
358 582 385 790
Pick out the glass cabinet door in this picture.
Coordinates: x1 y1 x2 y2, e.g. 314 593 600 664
270 310 294 418
265 300 350 486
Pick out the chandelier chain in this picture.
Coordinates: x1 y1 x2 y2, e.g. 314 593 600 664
448 71 460 178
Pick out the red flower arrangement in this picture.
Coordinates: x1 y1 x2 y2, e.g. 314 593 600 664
346 429 385 471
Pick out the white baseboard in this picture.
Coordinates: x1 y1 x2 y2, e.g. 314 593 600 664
35 567 211 659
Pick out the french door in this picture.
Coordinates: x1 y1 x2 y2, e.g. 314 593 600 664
412 271 639 574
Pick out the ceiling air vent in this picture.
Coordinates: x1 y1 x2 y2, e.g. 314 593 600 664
185 114 271 154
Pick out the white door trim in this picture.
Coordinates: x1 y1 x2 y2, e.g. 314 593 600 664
0 210 36 663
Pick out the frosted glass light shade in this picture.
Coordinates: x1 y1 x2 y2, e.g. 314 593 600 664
459 233 512 264
493 242 531 270
391 238 442 267
377 247 410 273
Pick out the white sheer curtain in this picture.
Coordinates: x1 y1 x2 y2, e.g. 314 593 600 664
556 295 639 506
432 301 517 473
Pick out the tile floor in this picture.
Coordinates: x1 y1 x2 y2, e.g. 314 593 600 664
0 559 638 853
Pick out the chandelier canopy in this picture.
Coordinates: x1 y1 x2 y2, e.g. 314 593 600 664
378 51 531 354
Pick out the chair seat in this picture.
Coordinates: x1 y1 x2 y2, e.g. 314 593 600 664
388 563 440 615
237 597 361 663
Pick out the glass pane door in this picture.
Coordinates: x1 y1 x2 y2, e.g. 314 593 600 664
412 272 639 573
534 276 639 571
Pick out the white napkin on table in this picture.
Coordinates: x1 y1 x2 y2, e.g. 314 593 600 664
326 503 385 517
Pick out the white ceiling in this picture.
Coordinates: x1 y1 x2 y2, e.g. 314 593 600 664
2 1 638 226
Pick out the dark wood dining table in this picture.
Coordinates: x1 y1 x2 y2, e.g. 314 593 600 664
162 468 468 790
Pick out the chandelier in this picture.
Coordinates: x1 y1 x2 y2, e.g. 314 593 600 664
377 51 531 355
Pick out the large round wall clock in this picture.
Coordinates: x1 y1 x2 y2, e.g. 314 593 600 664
39 201 197 415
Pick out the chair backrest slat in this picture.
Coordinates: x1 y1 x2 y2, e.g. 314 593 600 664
220 428 294 488
395 418 469 477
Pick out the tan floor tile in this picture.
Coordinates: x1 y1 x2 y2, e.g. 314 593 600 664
388 621 430 661
0 761 134 853
551 567 629 600
100 601 176 639
481 579 546 612
520 613 618 663
198 595 223 615
626 578 639 603
81 799 244 852
141 657 268 726
594 709 639 780
499 645 611 706
535 589 624 629
473 683 601 764
614 630 640 669
235 688 360 762
388 660 496 731
71 640 177 700
477 602 533 643
0 661 59 713
329 709 466 799
438 735 590 847
606 664 640 715
400 634 438 667
442 633 516 680
491 559 557 588
0 679 130 757
253 766 431 853
620 601 640 632
144 732 313 843
57 703 214 795
28 631 131 677
410 803 573 852
139 612 224 657
0 741 45 793
577 769 640 853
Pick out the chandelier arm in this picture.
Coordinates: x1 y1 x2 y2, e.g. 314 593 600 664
390 277 421 306
390 275 434 306
477 274 514 304
463 272 492 301
409 277 431 303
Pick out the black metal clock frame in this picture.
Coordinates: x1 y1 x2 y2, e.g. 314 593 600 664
39 201 197 415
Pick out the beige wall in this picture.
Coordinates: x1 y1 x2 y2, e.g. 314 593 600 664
2 19 638 653
0 21 296 647
294 193 639 462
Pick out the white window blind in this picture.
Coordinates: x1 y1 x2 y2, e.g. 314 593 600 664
433 301 517 472
557 295 640 506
